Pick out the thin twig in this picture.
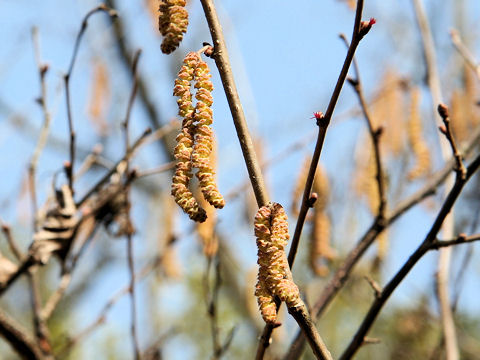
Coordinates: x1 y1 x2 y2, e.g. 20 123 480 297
56 255 164 358
339 152 480 359
450 29 480 80
104 0 173 159
287 0 372 270
123 48 142 360
411 1 458 358
41 222 101 321
26 33 55 352
0 308 44 360
76 127 152 208
437 104 467 179
430 233 480 249
1 222 23 261
126 234 141 360
283 126 480 360
259 1 372 358
136 161 176 178
27 270 52 357
64 4 117 192
29 27 51 227
341 33 387 219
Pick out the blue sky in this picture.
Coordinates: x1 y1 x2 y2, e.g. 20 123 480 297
0 0 479 358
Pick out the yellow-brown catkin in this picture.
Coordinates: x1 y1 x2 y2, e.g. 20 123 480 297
371 70 407 156
196 145 219 257
88 60 109 136
451 66 480 142
158 0 189 54
192 59 225 209
172 53 206 222
310 210 335 277
291 157 310 216
354 136 379 214
407 87 431 180
254 203 301 324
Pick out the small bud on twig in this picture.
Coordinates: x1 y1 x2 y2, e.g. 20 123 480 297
437 103 449 119
359 18 376 38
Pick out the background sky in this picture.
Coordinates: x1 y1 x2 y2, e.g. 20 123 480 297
0 0 479 358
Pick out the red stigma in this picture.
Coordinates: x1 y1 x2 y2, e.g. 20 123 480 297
369 18 376 26
311 111 323 120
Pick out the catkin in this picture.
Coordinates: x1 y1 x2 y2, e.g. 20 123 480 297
172 53 207 222
158 0 189 54
192 59 225 209
407 87 431 180
310 210 335 276
254 203 301 324
171 52 224 222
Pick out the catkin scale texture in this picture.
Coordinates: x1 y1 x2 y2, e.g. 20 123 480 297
254 203 300 324
192 59 225 209
171 53 207 222
158 0 189 54
171 52 224 222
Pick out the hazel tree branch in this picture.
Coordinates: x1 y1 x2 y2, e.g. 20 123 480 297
287 1 374 271
199 0 268 208
342 33 387 219
0 309 44 360
339 150 480 359
283 125 480 360
200 1 337 359
450 29 480 80
64 4 118 192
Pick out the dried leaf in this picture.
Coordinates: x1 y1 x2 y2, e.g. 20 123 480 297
29 185 78 265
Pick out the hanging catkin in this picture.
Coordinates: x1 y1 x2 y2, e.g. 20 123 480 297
171 52 224 222
407 87 431 180
158 0 189 54
254 203 301 324
172 52 207 222
192 59 225 209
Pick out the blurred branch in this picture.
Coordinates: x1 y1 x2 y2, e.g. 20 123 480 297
342 33 387 220
450 29 480 80
64 4 118 192
203 256 236 359
29 27 51 224
123 48 142 360
0 128 151 296
104 0 174 161
1 222 23 261
411 1 458 358
431 233 480 249
56 250 168 358
339 151 480 360
0 308 44 360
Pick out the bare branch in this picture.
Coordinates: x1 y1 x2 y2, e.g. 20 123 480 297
450 29 480 80
64 4 118 192
0 309 44 360
199 0 269 207
339 152 480 360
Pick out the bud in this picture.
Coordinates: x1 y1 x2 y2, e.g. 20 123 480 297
359 18 376 39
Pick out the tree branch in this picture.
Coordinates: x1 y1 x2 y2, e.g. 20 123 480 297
0 309 44 360
339 152 480 359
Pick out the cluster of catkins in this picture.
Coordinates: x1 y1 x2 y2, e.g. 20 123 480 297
158 0 189 54
171 52 225 222
254 202 301 324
